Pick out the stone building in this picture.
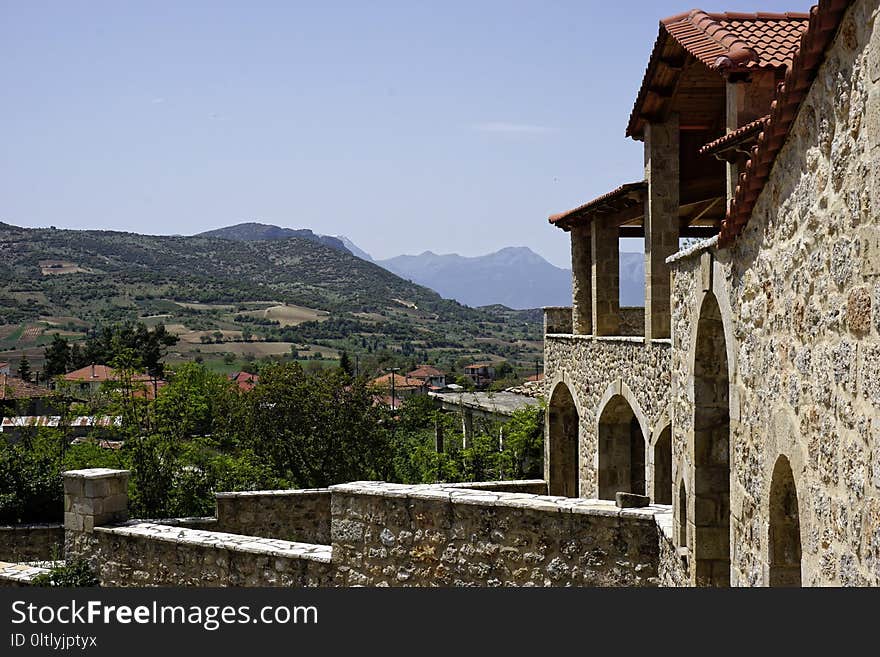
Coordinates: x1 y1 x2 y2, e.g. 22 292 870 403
543 0 880 585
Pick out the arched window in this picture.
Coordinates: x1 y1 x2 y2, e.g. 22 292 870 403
653 425 672 504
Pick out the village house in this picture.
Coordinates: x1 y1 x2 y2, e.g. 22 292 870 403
543 0 878 586
406 364 447 390
58 364 165 400
463 362 496 388
228 371 260 392
368 371 427 409
0 372 60 416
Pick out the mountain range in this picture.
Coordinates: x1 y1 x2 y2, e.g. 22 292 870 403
198 223 645 310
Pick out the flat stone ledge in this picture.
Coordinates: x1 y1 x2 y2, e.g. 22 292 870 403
665 235 718 264
0 522 63 531
545 334 672 347
94 522 332 563
215 488 330 499
0 561 51 584
330 481 667 521
63 468 131 480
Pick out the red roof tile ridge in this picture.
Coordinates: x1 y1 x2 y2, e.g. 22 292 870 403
699 114 770 155
719 0 853 246
549 181 647 226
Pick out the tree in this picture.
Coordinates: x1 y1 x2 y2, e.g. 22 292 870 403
43 334 71 376
234 362 392 487
17 355 31 382
339 350 353 376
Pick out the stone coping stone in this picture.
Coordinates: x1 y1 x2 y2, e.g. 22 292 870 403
0 561 51 583
541 305 573 310
95 522 332 563
330 481 671 522
215 488 330 498
426 480 545 489
665 235 718 264
545 334 672 346
63 468 131 480
0 522 63 530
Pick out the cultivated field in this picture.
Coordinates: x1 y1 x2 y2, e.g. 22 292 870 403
241 304 329 327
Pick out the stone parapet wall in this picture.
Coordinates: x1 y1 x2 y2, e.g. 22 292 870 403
544 335 672 498
72 522 333 587
214 489 331 543
430 480 547 495
330 481 670 587
543 306 573 335
0 524 63 562
0 561 52 587
619 307 645 337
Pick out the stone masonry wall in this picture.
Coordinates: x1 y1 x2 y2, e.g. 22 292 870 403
330 481 669 587
544 335 671 499
0 524 63 562
669 0 880 586
214 489 331 544
79 522 332 587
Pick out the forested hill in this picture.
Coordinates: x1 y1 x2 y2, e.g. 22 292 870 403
0 223 541 368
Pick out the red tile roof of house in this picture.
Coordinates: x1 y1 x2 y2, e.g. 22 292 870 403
62 364 165 398
549 181 647 228
627 9 810 138
720 0 853 245
407 365 445 379
0 374 54 400
229 371 260 391
369 373 425 390
699 115 769 156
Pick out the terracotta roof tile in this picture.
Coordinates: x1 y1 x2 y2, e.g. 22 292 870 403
719 0 853 246
699 114 769 155
549 181 647 228
627 9 811 138
0 374 54 400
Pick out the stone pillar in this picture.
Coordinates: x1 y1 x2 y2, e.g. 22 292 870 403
591 218 620 336
570 223 592 335
434 415 444 453
462 409 474 449
543 306 573 335
64 468 130 558
644 114 679 341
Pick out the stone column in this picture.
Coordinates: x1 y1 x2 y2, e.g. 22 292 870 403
570 223 592 335
462 409 474 449
434 415 444 453
644 114 679 341
725 82 740 205
64 468 130 558
591 218 620 336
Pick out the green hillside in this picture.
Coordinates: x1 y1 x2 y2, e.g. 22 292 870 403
0 223 542 374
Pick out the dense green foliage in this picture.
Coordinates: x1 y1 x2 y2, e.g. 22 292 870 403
0 362 544 522
32 559 99 587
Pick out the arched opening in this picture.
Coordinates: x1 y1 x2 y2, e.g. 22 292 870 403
598 395 645 500
678 480 688 548
768 456 802 587
693 292 730 586
653 425 672 504
548 383 579 497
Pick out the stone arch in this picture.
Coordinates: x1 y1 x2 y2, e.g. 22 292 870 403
652 423 672 505
596 385 647 500
692 291 730 587
767 455 802 587
547 380 579 498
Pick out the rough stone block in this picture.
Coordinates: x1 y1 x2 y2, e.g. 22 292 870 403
616 492 651 509
859 226 880 276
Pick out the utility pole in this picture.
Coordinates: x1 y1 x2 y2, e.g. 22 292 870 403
386 367 401 410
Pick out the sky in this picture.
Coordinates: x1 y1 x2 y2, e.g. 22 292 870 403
1 0 812 268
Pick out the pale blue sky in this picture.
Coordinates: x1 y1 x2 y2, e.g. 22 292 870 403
1 1 810 267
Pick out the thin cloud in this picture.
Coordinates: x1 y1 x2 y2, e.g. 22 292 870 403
473 121 554 134
151 97 165 104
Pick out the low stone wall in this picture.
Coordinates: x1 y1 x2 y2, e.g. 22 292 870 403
0 561 52 587
75 522 333 587
330 481 670 587
214 489 331 544
432 480 547 495
544 306 573 335
0 524 63 562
